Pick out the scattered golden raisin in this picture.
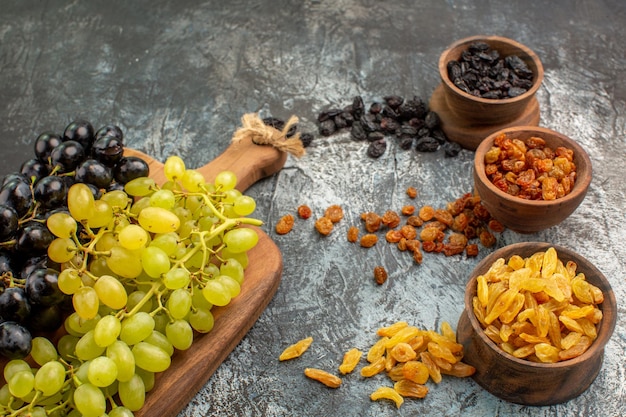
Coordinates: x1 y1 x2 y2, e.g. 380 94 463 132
360 234 378 248
275 214 295 235
324 204 344 223
279 336 313 361
401 205 415 216
370 386 404 409
381 210 401 228
347 226 359 243
373 266 388 285
297 204 312 219
394 379 428 399
362 212 382 232
406 186 418 199
304 368 342 388
314 217 334 236
338 348 363 375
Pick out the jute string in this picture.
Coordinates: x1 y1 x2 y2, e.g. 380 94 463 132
231 113 306 158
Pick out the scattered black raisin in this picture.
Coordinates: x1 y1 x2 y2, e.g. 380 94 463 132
367 139 387 158
415 137 439 152
318 119 336 136
443 140 462 157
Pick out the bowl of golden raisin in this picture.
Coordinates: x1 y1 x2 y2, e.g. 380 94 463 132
456 242 617 406
473 126 592 233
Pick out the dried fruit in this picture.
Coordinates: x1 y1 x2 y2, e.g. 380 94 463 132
394 379 428 398
370 386 404 408
360 234 378 248
338 348 363 374
347 226 359 243
406 187 418 199
279 336 313 361
373 266 388 285
275 214 295 235
324 205 344 223
314 217 334 236
297 204 312 219
304 368 342 388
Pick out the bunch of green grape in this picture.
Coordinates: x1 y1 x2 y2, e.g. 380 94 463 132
0 156 262 417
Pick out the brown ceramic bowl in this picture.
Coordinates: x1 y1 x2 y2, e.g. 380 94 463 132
439 35 544 126
457 242 617 406
473 126 592 234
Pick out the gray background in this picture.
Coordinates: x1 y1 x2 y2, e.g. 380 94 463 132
1 1 625 416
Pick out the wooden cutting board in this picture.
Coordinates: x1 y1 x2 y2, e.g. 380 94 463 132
123 137 287 417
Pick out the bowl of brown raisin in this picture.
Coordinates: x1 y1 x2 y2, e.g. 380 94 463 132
430 35 544 149
456 242 616 405
473 126 592 233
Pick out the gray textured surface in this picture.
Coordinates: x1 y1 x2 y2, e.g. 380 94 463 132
1 1 625 416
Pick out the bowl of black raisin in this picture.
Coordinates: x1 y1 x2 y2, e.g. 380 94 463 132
430 35 544 150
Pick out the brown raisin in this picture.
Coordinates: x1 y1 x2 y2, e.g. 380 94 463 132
401 205 415 216
374 266 388 285
385 229 403 243
406 186 418 199
297 204 312 219
406 215 423 227
422 240 437 252
325 205 344 223
347 226 359 243
405 239 421 253
315 217 334 236
479 230 496 247
452 212 468 232
381 210 401 228
275 214 295 235
465 244 479 257
400 225 417 240
418 205 434 221
360 233 378 248
488 219 505 232
434 209 454 227
362 212 382 232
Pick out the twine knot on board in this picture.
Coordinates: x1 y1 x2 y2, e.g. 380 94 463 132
232 113 306 158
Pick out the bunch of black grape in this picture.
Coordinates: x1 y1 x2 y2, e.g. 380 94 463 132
0 119 148 359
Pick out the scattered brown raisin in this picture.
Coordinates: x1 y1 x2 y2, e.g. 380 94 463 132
275 214 295 235
360 234 378 248
297 204 312 219
315 217 334 236
385 230 403 243
381 210 401 228
400 225 417 240
325 205 344 223
465 244 479 257
418 206 435 221
347 226 359 243
479 230 496 247
374 266 388 285
401 205 415 216
406 186 418 199
488 219 505 232
362 212 382 233
406 215 423 227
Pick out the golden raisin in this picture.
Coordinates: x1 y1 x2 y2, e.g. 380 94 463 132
377 321 409 337
434 209 454 227
394 379 428 399
275 214 295 235
401 205 415 216
381 210 401 228
279 336 313 361
347 226 359 243
390 342 417 362
361 357 386 377
338 348 363 374
406 186 418 199
401 360 430 384
360 234 378 248
325 205 344 223
385 229 403 243
314 217 334 236
297 204 312 219
418 205 434 221
406 215 423 227
370 386 404 408
374 266 388 285
304 368 342 388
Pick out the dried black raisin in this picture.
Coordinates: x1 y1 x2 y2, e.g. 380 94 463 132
318 119 337 136
367 139 387 158
415 136 439 152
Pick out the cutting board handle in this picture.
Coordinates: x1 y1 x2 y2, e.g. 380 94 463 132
125 136 288 191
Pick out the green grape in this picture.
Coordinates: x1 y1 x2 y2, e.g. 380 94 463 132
109 405 135 417
203 263 220 279
4 359 31 382
107 246 143 278
214 170 237 191
223 188 241 204
124 177 156 197
101 189 130 209
73 286 100 320
135 367 155 392
58 268 82 295
57 334 79 362
118 373 145 411
141 246 170 278
143 331 174 357
75 360 91 383
68 183 96 222
0 384 14 407
185 195 204 215
220 258 245 284
118 224 149 250
165 319 193 351
162 267 190 290
101 378 119 397
94 315 122 347
88 199 114 229
75 330 105 361
184 250 204 270
181 169 205 192
129 196 151 216
8 369 34 398
217 275 241 298
120 312 154 346
177 219 197 240
94 275 128 310
152 312 169 334
223 227 259 253
87 356 118 387
89 257 116 277
188 307 214 334
34 360 66 396
149 189 176 209
74 383 106 417
47 237 76 263
46 212 77 238
149 232 179 256
138 206 181 234
202 280 231 306
132 342 171 373
166 288 192 320
106 340 135 382
197 215 217 232
233 194 256 216
95 231 118 252
126 291 153 314
191 284 213 310
163 155 186 181
65 312 101 336
30 337 58 366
